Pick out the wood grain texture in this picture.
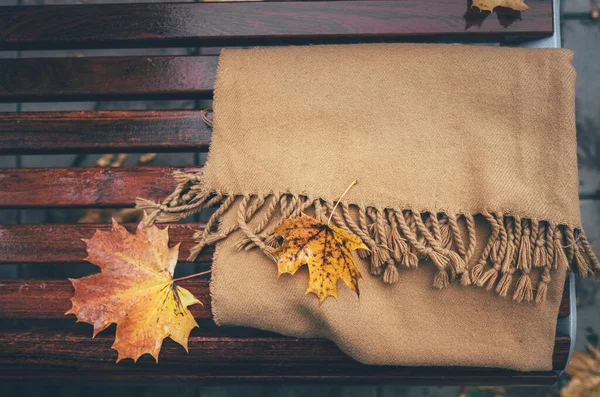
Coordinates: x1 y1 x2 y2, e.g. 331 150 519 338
0 276 571 319
0 166 201 208
0 328 569 381
0 111 212 154
0 57 217 102
0 279 212 320
0 223 212 264
0 1 553 51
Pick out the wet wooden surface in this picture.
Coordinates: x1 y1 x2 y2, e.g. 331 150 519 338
0 111 212 154
0 1 553 51
0 327 570 382
0 223 213 264
0 166 201 208
0 275 572 318
0 278 212 319
0 57 218 102
0 0 588 389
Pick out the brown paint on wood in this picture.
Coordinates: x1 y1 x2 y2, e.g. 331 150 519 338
0 166 201 208
0 328 569 381
0 111 212 155
0 1 553 51
0 223 213 264
0 57 217 102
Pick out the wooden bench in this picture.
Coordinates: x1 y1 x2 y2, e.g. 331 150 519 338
0 0 575 385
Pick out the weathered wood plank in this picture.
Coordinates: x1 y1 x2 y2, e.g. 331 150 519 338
0 57 217 102
0 223 212 264
0 277 571 319
0 279 212 320
0 166 201 208
0 111 211 155
0 1 554 51
0 328 569 382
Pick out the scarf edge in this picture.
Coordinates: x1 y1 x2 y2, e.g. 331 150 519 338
135 172 599 305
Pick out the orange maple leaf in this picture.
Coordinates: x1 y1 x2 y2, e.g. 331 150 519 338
66 216 201 363
562 343 600 397
273 215 367 303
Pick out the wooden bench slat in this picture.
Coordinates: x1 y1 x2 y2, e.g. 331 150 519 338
0 111 211 155
0 223 212 264
0 328 570 380
0 366 561 384
0 279 212 320
0 1 553 51
0 277 571 319
0 166 200 208
0 221 572 317
0 57 216 102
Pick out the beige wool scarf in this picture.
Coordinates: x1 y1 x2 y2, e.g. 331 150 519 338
138 43 599 371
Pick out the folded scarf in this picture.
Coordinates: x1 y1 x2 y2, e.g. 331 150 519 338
138 43 599 371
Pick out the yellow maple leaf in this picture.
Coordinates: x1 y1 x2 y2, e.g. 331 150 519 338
66 216 201 363
562 343 600 397
272 215 368 303
471 0 528 12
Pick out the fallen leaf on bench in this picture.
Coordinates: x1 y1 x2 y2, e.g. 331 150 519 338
471 0 528 12
66 215 201 363
273 214 367 303
561 343 600 397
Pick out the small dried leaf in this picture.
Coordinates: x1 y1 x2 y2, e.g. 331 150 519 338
139 153 157 164
562 344 600 397
471 0 528 12
66 216 201 363
272 215 367 303
561 376 600 397
110 153 128 167
96 154 115 167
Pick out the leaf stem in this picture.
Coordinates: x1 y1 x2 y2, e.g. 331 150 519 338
172 269 212 282
327 180 358 226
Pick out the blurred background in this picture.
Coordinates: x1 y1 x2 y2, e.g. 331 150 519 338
0 0 599 396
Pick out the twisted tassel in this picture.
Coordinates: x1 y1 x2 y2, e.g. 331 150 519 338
565 227 592 277
188 195 235 261
471 212 500 284
411 210 453 288
536 267 551 303
496 217 516 298
387 209 418 268
532 222 548 269
394 209 450 288
341 202 374 259
477 213 507 291
513 219 534 303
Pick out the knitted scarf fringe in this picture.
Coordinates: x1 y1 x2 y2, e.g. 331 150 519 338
136 172 600 304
